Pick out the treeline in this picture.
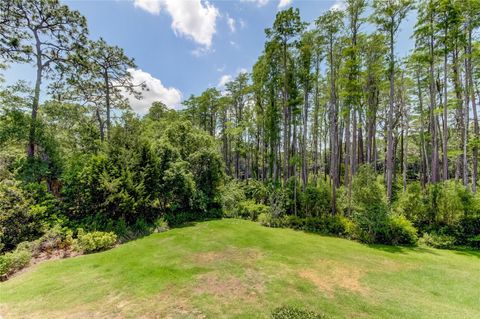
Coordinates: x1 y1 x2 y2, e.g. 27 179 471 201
182 0 480 248
184 0 480 207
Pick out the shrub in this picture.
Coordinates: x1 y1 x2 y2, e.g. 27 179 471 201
76 229 117 253
350 166 389 244
0 180 42 252
419 233 456 249
0 244 31 279
458 216 480 247
436 181 464 226
30 225 75 256
386 215 418 246
395 182 427 226
283 215 350 236
152 217 169 233
300 181 331 218
271 306 329 319
242 179 268 204
238 200 269 221
258 212 285 228
220 180 246 218
467 235 480 249
340 216 357 239
267 186 287 218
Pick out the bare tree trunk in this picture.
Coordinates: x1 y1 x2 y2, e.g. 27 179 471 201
352 108 358 175
403 92 409 192
467 28 478 192
302 88 309 187
29 30 43 158
105 72 111 141
429 23 439 184
464 48 470 187
442 27 449 181
386 28 395 201
282 41 289 183
344 110 351 187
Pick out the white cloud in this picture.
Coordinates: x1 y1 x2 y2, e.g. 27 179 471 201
240 0 291 8
133 0 219 48
218 74 232 89
217 67 248 90
191 46 214 57
330 0 346 11
237 67 248 74
133 0 161 14
127 68 182 113
226 14 236 32
240 0 269 6
278 0 292 8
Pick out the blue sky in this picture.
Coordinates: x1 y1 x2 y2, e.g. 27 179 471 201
3 0 416 113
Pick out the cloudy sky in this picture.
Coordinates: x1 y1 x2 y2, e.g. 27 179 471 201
3 0 416 114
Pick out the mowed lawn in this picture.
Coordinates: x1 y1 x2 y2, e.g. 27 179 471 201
1 219 479 319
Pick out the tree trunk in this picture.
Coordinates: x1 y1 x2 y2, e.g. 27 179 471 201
302 88 309 187
105 71 111 141
468 27 478 192
386 27 395 201
29 30 43 158
442 26 448 181
429 19 439 184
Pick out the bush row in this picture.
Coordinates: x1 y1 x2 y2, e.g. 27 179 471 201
0 227 117 280
223 166 480 248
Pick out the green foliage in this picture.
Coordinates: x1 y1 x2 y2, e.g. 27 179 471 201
0 244 31 279
220 180 246 218
258 212 285 228
299 180 331 217
395 182 427 224
283 215 352 237
420 233 456 249
242 179 268 204
271 306 328 319
458 216 480 247
467 235 480 249
29 225 75 256
350 166 389 243
0 180 42 252
152 217 169 233
267 185 287 218
238 200 269 221
60 119 225 231
434 181 465 226
189 148 224 203
387 215 418 246
76 229 117 254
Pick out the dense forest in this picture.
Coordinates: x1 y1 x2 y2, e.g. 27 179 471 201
1 0 480 280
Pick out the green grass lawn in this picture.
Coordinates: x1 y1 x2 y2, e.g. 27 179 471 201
1 219 479 318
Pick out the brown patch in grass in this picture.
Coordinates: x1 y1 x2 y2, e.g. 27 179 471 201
298 259 369 297
190 247 262 267
193 269 265 303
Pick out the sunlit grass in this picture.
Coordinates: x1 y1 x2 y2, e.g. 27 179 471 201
1 219 479 318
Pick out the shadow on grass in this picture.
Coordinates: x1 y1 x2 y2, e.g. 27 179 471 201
452 248 480 259
170 217 222 229
173 221 198 229
366 243 439 255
